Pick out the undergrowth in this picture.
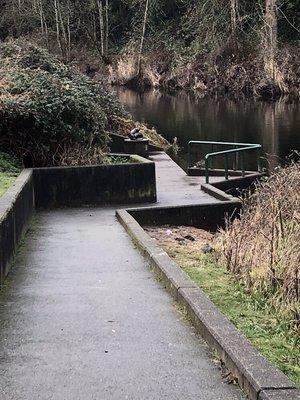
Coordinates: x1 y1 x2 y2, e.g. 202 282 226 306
0 152 21 196
217 162 300 324
164 243 300 387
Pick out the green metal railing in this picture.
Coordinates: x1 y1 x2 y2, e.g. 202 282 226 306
188 141 262 183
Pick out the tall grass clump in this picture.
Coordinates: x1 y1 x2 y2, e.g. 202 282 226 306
217 162 300 326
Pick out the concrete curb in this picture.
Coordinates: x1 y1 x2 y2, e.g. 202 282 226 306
201 173 264 201
116 208 299 400
201 183 238 201
259 389 300 400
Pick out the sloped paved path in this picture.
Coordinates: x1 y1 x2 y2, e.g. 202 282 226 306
0 208 245 400
150 152 218 206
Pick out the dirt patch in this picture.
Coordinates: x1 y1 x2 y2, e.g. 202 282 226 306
144 225 215 253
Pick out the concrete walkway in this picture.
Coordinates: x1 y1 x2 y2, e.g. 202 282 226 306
151 152 219 206
0 208 244 399
0 154 246 399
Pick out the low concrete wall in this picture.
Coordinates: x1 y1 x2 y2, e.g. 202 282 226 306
33 155 156 208
0 170 34 285
201 173 263 200
128 202 242 232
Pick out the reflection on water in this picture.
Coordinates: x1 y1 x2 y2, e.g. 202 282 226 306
115 87 300 170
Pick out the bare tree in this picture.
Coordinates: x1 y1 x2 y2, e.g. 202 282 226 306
53 0 62 53
66 0 71 61
265 0 278 79
96 0 105 56
105 0 108 55
230 0 238 40
137 0 149 75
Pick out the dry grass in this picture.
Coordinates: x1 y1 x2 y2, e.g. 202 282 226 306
108 52 137 85
51 144 107 166
112 116 170 149
217 162 300 323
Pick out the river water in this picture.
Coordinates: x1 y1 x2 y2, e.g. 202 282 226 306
115 87 300 170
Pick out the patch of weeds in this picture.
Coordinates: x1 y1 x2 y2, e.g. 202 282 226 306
162 243 300 387
0 152 21 173
0 152 21 196
105 155 138 165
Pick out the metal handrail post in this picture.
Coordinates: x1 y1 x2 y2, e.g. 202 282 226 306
241 152 245 177
188 142 192 168
205 157 210 184
225 154 229 180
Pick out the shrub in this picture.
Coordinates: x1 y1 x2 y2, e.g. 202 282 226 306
0 40 126 166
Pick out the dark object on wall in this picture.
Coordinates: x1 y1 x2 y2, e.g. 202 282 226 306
109 133 162 153
128 128 144 140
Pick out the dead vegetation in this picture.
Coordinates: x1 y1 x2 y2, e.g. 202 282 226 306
145 163 300 327
217 162 300 323
112 116 170 150
109 45 300 98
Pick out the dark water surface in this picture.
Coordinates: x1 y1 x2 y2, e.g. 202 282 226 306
115 87 300 169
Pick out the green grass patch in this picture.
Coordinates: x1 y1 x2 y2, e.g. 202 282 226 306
164 244 300 387
105 155 139 164
0 172 18 196
0 152 21 197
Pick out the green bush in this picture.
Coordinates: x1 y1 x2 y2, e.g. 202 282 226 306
0 40 126 166
0 151 21 173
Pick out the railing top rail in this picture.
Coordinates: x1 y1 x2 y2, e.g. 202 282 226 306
205 146 261 159
187 140 263 183
188 140 261 148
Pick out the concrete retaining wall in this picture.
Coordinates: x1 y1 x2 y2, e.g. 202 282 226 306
0 170 34 285
128 202 242 232
201 173 263 200
33 155 156 208
0 155 156 284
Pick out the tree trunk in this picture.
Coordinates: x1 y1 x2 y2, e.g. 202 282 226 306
137 0 149 76
38 0 44 35
230 0 238 40
265 0 278 79
96 0 105 57
54 0 62 53
58 1 68 50
105 0 109 55
66 0 71 61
